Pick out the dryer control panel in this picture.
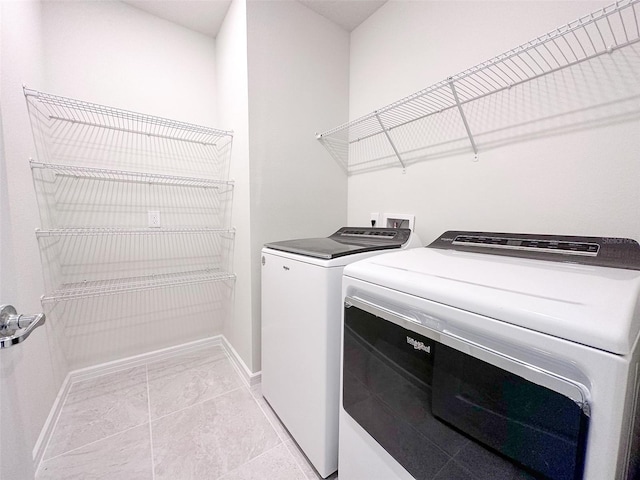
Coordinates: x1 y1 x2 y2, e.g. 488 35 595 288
429 231 640 270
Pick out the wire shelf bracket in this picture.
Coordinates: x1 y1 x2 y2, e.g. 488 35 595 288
448 78 479 162
375 112 406 170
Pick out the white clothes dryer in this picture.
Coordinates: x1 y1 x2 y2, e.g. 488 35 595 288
340 231 640 480
261 227 421 478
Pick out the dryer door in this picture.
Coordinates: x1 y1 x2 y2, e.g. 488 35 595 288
343 296 590 480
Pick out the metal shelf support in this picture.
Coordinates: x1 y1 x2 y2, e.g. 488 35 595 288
448 78 479 160
375 112 406 169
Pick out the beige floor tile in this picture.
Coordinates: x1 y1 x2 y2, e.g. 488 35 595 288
218 443 306 480
37 424 152 480
284 438 338 480
249 383 293 443
38 345 328 480
44 366 148 459
147 345 242 419
151 387 281 480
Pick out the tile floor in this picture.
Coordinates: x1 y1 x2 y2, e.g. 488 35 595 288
36 345 338 480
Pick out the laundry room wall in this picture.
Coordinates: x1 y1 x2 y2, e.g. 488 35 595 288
0 2 63 477
246 0 349 371
38 0 221 368
345 1 640 244
41 1 217 124
216 0 254 372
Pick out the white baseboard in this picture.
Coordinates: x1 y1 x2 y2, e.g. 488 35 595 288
222 335 261 386
32 373 72 470
32 335 260 471
69 336 224 384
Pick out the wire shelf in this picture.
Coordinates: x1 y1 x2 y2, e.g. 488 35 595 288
36 227 235 237
36 227 235 296
24 88 233 179
317 0 640 173
31 161 234 230
24 88 232 145
30 161 234 189
41 269 236 303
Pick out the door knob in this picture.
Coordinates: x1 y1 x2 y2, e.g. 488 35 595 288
0 304 46 349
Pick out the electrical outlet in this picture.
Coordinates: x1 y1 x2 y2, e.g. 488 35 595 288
148 210 161 228
370 212 380 228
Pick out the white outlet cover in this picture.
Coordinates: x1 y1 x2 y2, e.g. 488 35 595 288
148 210 161 228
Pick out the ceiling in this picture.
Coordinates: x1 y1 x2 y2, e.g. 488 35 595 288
121 0 387 37
298 0 386 32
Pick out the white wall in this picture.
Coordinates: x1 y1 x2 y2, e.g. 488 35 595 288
1 2 224 473
0 2 62 478
246 0 349 371
347 1 640 244
35 1 222 369
216 0 254 370
41 0 217 123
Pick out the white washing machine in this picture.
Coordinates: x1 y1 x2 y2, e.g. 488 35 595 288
340 231 640 480
261 227 421 478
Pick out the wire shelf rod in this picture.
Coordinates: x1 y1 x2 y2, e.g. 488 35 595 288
542 42 562 67
553 36 573 62
41 269 236 304
493 60 522 84
30 161 234 189
36 227 235 237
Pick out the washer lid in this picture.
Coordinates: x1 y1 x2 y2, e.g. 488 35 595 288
344 247 640 355
264 227 412 259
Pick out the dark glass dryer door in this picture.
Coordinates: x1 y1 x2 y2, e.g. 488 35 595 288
343 296 590 480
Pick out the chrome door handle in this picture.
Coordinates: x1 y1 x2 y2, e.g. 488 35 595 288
0 304 46 349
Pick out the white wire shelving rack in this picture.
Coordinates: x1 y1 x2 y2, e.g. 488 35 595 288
317 0 640 174
25 88 236 310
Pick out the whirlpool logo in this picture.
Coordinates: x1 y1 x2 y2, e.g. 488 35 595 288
406 336 431 354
